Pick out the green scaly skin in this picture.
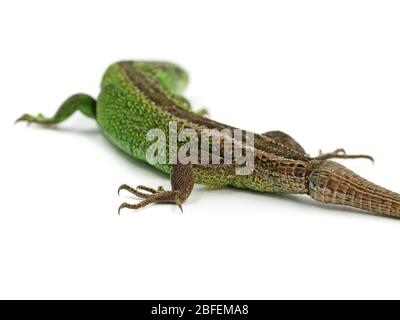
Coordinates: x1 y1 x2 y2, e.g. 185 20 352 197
96 61 314 192
17 61 400 218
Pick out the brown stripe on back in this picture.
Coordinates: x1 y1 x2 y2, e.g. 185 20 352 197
118 61 310 161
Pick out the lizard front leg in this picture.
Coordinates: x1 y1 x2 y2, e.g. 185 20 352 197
118 163 194 213
16 94 96 125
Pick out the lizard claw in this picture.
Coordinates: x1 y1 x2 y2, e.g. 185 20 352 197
118 184 128 196
118 203 126 215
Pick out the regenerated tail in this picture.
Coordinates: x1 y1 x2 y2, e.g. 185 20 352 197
309 161 400 218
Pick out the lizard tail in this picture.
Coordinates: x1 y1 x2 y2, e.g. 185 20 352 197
308 160 400 218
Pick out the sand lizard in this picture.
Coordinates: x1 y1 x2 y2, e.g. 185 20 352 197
16 61 400 218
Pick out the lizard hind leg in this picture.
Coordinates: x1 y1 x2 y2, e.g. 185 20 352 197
262 131 374 162
117 163 194 214
316 148 374 163
261 131 306 154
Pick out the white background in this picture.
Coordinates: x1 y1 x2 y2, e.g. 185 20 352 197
1 0 400 299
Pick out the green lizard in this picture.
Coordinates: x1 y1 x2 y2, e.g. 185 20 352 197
16 61 400 218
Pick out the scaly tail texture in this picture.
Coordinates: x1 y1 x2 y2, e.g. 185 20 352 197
309 161 400 218
16 94 96 125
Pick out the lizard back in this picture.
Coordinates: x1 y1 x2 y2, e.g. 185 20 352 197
96 61 312 193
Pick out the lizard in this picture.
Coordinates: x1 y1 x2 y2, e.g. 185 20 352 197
16 60 400 218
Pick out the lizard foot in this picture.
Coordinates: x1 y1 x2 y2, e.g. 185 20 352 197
316 148 374 163
118 184 183 214
15 113 52 126
117 163 194 214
